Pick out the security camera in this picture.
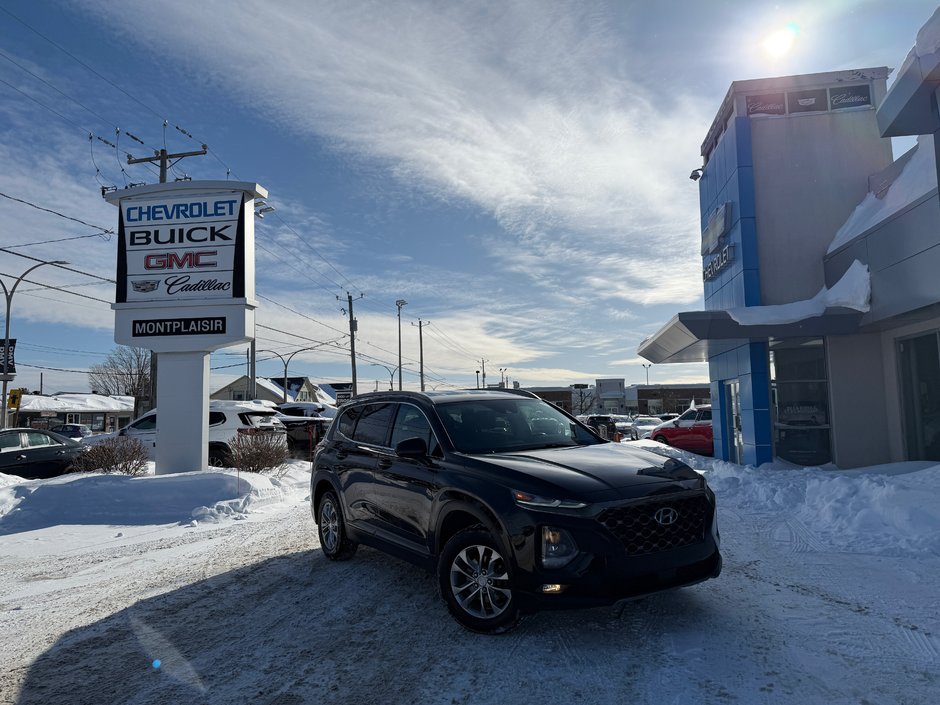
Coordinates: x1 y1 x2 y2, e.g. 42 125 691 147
689 168 703 181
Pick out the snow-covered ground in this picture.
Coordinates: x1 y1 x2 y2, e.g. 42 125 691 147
1 446 938 705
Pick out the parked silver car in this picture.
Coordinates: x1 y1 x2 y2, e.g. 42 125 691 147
629 415 663 440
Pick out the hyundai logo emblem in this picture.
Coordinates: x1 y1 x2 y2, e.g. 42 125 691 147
654 507 678 526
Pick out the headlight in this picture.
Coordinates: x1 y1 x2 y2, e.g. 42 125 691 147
541 526 578 569
511 489 586 510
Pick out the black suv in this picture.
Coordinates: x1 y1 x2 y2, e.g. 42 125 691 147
311 390 721 633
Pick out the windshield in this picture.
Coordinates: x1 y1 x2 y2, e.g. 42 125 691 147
437 398 602 453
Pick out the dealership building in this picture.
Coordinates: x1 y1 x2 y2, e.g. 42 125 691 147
639 29 940 468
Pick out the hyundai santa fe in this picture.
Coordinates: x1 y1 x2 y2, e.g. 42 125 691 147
311 389 721 633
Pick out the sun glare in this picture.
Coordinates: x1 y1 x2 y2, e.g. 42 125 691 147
763 23 800 58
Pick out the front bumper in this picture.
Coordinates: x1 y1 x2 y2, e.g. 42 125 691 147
507 490 722 612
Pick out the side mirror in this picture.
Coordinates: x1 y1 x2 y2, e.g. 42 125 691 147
395 436 428 459
673 419 681 427
118 428 127 436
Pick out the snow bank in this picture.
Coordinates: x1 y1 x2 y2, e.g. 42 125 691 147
0 461 311 533
634 440 940 557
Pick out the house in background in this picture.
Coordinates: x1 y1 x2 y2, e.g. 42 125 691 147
14 393 135 432
211 376 336 405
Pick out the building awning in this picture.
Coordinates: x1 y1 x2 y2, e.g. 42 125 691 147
637 308 865 364
877 42 940 137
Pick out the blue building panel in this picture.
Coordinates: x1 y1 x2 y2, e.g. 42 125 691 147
734 117 753 167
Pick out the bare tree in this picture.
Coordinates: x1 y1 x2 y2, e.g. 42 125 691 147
88 347 151 415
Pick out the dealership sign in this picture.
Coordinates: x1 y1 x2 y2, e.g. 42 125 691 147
703 245 734 281
117 192 247 304
106 181 264 353
1 338 14 374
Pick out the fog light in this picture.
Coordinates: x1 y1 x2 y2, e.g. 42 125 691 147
541 584 566 594
541 526 578 569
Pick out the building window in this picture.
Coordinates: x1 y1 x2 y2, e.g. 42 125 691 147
770 338 831 465
898 331 940 461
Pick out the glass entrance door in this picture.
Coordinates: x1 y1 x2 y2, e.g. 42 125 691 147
899 332 940 461
725 381 743 464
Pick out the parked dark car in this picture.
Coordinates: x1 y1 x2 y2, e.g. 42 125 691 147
650 406 714 456
584 414 617 439
49 423 94 440
0 428 85 479
276 413 332 460
311 389 721 633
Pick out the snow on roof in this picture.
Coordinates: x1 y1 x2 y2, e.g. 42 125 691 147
255 377 292 401
916 6 940 58
727 259 870 326
827 135 937 254
19 394 135 413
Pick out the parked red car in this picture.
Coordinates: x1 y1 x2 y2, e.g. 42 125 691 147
650 406 714 456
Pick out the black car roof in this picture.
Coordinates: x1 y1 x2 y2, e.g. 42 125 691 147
344 388 539 406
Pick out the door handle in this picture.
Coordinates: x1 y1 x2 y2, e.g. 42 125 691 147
17 455 27 461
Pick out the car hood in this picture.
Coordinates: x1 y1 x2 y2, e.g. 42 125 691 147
473 443 703 500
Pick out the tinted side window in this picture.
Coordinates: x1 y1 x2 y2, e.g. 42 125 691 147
26 431 53 447
0 432 22 451
131 415 157 431
697 409 712 422
337 407 361 439
353 404 395 446
390 404 441 456
209 412 226 426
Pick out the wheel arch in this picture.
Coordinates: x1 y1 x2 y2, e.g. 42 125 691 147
433 492 506 557
311 478 341 525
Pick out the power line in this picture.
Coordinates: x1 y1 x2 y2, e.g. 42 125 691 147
257 294 350 338
0 190 113 233
0 271 111 303
0 247 116 283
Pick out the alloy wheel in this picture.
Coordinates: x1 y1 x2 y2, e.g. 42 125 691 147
448 544 512 620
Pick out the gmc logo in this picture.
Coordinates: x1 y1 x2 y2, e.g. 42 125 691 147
144 251 218 270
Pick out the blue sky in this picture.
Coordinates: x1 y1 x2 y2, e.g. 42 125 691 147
0 0 936 396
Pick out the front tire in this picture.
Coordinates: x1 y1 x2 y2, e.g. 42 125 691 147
654 434 669 445
317 490 358 560
438 527 520 634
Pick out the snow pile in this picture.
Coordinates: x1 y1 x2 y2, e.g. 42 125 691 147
726 259 870 326
634 439 940 557
0 461 311 534
827 135 937 254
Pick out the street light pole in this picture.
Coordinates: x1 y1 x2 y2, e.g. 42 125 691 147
1 260 67 429
642 363 651 385
475 370 480 389
395 299 407 391
258 344 333 403
370 363 397 390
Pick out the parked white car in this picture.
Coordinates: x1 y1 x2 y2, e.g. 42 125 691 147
111 401 287 466
629 415 663 440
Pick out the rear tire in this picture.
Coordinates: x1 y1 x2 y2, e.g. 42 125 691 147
317 490 358 560
438 526 521 634
654 435 669 445
207 445 232 468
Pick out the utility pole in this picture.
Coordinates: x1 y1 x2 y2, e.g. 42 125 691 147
249 339 256 399
339 293 363 397
125 144 208 411
395 299 408 391
412 319 429 392
479 359 488 389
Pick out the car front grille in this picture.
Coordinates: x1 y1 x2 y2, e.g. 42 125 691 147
597 492 709 556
